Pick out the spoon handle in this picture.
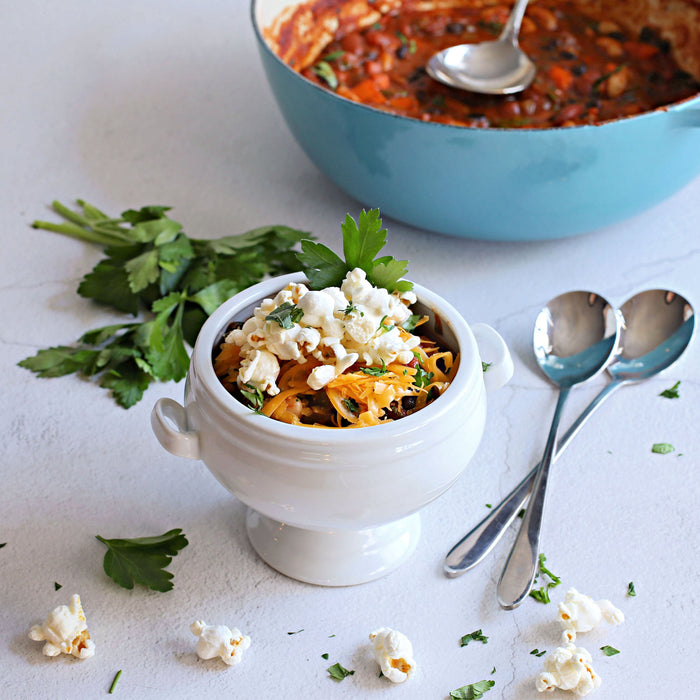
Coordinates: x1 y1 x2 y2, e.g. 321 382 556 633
500 0 531 43
444 378 624 576
496 386 570 610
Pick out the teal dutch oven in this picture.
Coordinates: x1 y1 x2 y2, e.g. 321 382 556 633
252 0 700 241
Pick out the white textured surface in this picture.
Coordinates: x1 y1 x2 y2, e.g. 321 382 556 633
1 1 699 698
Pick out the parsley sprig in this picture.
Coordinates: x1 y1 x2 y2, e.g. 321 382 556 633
20 200 310 407
95 528 188 592
297 209 412 293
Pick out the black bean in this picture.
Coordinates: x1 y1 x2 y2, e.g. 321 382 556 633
446 22 465 34
560 50 577 60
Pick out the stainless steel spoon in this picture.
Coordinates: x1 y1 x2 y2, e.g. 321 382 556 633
496 291 620 610
426 0 535 95
444 290 694 577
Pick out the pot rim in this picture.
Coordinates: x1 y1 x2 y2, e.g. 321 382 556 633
191 271 482 442
250 0 700 133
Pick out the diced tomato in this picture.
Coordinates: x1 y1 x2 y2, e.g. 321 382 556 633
623 41 659 60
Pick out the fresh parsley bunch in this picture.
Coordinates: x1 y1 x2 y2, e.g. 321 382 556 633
20 200 310 408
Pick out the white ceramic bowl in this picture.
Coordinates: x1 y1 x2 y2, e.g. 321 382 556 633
151 273 512 585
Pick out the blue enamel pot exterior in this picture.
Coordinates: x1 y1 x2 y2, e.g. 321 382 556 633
252 0 700 241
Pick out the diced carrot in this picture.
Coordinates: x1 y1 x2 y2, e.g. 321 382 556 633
547 65 574 91
351 76 389 103
623 41 659 60
389 95 419 111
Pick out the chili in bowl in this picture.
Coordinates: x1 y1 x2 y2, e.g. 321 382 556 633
151 272 513 585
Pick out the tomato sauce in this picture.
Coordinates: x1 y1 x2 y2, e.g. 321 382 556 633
298 3 700 128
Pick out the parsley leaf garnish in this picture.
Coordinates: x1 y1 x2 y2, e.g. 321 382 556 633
651 442 675 454
327 662 355 681
21 200 310 407
95 528 188 592
627 581 636 597
297 209 412 293
265 302 304 329
659 380 681 398
360 360 387 376
529 553 561 604
600 645 620 656
450 680 495 698
460 629 488 646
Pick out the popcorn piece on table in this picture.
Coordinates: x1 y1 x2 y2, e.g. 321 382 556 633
369 627 416 683
28 594 95 659
190 620 250 666
558 588 624 643
536 642 601 696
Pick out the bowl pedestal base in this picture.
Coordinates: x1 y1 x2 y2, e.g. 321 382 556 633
245 509 421 586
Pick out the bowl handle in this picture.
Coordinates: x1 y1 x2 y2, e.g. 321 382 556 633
471 323 514 391
151 398 201 460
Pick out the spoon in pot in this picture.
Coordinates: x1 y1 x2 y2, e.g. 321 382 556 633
496 291 620 610
444 290 694 577
426 0 536 94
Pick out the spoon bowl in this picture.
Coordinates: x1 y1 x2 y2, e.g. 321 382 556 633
496 291 619 609
444 289 694 578
426 0 535 94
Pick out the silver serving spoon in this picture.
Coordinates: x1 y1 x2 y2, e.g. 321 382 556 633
426 0 535 94
496 291 620 610
444 290 694 577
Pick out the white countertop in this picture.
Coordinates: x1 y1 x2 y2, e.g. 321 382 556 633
2 2 698 698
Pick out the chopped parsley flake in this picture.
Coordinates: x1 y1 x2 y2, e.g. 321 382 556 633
627 581 636 597
287 629 304 635
413 367 434 388
402 314 422 332
378 315 393 332
342 397 360 414
265 302 304 329
652 442 675 454
312 61 338 90
460 629 488 646
327 662 355 681
482 361 492 372
54 582 62 591
321 653 329 660
529 553 561 604
600 645 620 656
360 360 388 376
485 503 492 509
109 670 122 694
530 649 547 657
450 679 495 698
659 380 681 399
241 383 265 413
